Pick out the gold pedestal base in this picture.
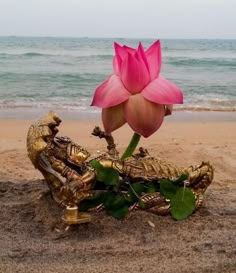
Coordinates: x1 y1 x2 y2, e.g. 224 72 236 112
62 205 92 225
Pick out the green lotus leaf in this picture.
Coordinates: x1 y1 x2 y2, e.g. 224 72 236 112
170 187 196 220
90 160 120 187
144 181 159 193
106 206 129 219
126 182 145 203
173 174 189 185
160 178 180 199
79 193 105 211
103 193 127 210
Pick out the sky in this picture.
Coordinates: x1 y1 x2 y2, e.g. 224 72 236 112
0 0 235 39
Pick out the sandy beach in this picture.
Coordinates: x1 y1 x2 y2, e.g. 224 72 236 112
0 112 235 273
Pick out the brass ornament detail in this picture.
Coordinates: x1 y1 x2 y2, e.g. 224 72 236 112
27 112 214 224
62 205 92 225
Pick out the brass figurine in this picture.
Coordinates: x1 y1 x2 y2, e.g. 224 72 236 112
27 112 213 224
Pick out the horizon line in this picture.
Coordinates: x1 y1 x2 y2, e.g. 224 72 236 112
0 35 235 41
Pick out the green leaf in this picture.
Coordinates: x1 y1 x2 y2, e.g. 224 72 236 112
106 206 129 219
131 182 145 195
103 193 129 219
90 160 105 180
173 174 189 185
79 193 105 211
170 187 196 220
90 160 120 187
103 193 127 210
126 182 145 203
160 179 180 199
144 181 159 193
102 192 116 207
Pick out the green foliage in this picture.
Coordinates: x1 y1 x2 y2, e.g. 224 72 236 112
106 206 129 219
160 175 196 220
90 160 120 187
127 182 145 203
144 181 159 193
103 193 129 219
87 161 133 218
80 193 105 212
103 192 127 209
160 179 180 199
172 174 189 185
126 182 145 209
170 187 196 220
84 160 195 220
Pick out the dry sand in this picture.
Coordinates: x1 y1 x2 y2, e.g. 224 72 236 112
0 113 235 273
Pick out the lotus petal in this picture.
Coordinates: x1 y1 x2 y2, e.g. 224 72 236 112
113 43 137 76
114 43 135 60
137 43 149 72
145 40 162 80
123 45 136 55
91 75 130 108
123 94 165 137
102 104 126 133
120 53 150 94
142 75 183 104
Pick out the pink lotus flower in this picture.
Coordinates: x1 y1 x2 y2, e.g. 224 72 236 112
91 40 183 137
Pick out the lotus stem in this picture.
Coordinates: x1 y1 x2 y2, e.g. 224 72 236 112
121 132 141 160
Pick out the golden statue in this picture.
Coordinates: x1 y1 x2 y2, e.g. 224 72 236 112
27 112 213 225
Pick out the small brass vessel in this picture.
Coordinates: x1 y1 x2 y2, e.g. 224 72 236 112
62 205 92 225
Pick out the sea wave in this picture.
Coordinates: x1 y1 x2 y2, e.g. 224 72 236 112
0 37 235 119
166 57 236 67
175 106 236 112
0 52 52 58
0 71 106 85
0 52 114 60
0 98 94 110
1 98 235 113
22 52 48 57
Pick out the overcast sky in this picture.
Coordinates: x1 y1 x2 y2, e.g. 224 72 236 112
0 0 235 39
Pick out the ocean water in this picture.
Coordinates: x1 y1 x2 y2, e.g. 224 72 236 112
0 36 235 119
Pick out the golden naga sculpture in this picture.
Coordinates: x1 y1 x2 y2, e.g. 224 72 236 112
27 112 214 225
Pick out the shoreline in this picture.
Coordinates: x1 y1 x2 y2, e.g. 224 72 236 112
0 108 235 122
